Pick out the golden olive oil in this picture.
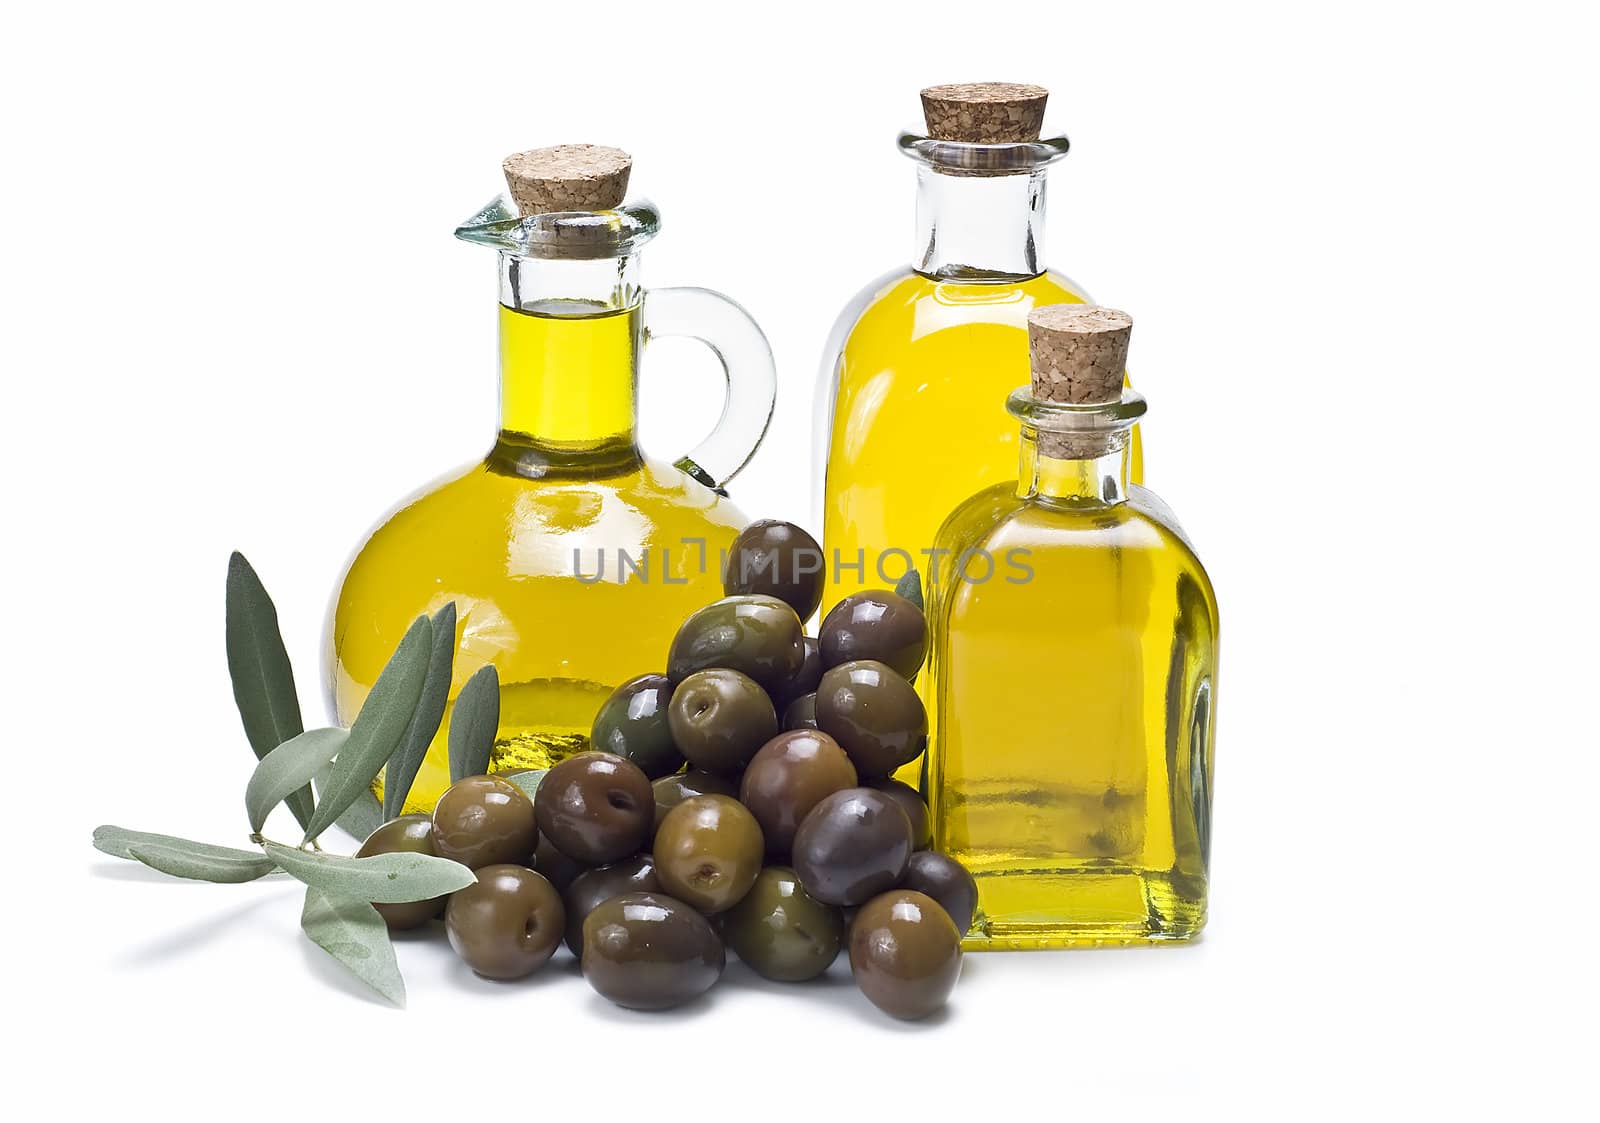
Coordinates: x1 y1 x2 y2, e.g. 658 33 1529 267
819 271 1143 618
332 300 745 813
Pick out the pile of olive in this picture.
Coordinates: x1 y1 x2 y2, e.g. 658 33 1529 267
356 520 975 1021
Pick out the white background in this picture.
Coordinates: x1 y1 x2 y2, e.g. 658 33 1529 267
5 1 1596 1116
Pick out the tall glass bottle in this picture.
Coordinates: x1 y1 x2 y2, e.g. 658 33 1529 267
816 83 1142 617
927 306 1216 947
328 145 775 812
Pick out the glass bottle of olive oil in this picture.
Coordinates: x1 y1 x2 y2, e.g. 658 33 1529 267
328 146 776 812
926 306 1216 948
816 83 1143 618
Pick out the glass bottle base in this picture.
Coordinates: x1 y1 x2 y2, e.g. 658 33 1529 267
961 866 1206 950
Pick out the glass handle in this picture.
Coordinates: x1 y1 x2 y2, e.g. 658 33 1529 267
643 287 776 492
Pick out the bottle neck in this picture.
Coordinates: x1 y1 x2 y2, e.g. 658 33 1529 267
493 253 643 475
1017 426 1132 506
914 167 1047 280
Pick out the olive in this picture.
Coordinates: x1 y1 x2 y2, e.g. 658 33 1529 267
431 775 539 871
770 636 824 712
900 851 979 934
722 866 845 982
819 591 927 680
814 660 928 779
739 730 858 857
444 864 565 980
791 787 913 906
782 693 819 731
667 669 777 774
666 595 806 693
531 835 587 893
356 814 445 930
563 854 660 955
533 751 654 865
591 674 683 780
866 778 932 850
848 889 962 1020
651 769 739 831
582 892 725 1010
722 519 826 623
653 795 764 914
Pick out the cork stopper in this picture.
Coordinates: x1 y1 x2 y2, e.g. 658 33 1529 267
1027 305 1133 458
921 82 1049 143
502 144 632 215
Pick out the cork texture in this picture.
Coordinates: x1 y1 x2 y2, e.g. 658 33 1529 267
1027 305 1133 458
502 144 632 214
921 82 1048 143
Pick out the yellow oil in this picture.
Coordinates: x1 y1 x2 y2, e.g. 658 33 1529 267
331 300 745 813
819 270 1143 616
926 464 1217 948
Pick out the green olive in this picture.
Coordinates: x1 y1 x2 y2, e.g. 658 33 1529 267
356 814 444 930
562 854 660 955
848 889 962 1020
814 660 928 779
533 752 655 865
666 595 806 693
782 693 819 731
444 865 565 980
653 795 764 914
667 668 777 774
590 674 683 779
582 892 725 1010
431 775 539 870
722 866 844 982
651 769 739 832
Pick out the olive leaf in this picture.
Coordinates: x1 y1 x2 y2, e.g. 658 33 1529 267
245 728 348 834
336 786 385 844
301 887 405 1007
262 842 476 902
301 615 433 842
448 664 500 782
94 826 278 884
226 552 314 830
501 769 547 800
895 568 924 611
383 602 457 821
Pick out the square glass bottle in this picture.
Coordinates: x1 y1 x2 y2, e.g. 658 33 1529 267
926 306 1217 947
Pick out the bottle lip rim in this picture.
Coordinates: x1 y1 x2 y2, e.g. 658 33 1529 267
897 129 1070 174
455 195 661 259
1007 386 1147 430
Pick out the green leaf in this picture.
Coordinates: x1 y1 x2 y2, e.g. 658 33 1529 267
94 826 276 883
312 762 386 844
226 552 314 830
449 663 500 782
500 769 547 800
301 887 405 1007
384 603 457 821
302 615 433 842
262 841 475 902
245 728 348 834
895 568 924 611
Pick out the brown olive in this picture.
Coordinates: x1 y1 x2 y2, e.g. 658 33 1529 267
562 854 660 955
356 814 445 930
582 892 725 1010
651 769 739 831
431 775 539 871
530 834 587 892
782 693 819 731
770 636 824 712
791 787 913 906
814 660 928 779
722 520 826 623
739 730 858 858
444 864 565 980
590 674 684 780
866 778 932 850
900 851 979 934
722 866 844 982
818 590 927 680
533 751 654 865
667 668 777 774
848 889 962 1020
653 795 764 914
666 595 806 693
